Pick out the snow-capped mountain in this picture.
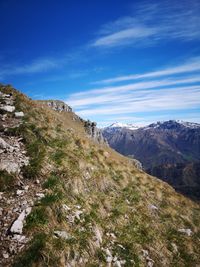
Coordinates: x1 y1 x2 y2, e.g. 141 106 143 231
103 120 200 199
104 122 140 132
142 120 200 130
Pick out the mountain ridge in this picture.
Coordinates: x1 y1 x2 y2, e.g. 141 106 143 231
103 119 200 199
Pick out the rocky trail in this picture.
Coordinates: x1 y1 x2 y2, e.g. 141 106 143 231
0 91 46 266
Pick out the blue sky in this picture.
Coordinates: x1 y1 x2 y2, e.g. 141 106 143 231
0 0 200 126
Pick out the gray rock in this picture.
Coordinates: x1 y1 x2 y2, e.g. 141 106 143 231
178 228 192 236
84 120 106 144
35 193 45 199
149 204 158 211
0 105 15 112
40 100 72 112
114 261 122 267
16 190 24 196
54 230 70 240
15 111 24 118
10 207 32 234
3 253 9 259
0 137 12 150
0 161 20 174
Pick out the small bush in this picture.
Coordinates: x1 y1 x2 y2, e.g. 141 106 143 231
41 191 63 206
43 174 59 189
25 207 48 229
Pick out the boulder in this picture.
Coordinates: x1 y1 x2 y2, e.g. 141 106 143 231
0 106 15 112
178 228 192 236
9 207 32 234
15 112 24 118
0 161 20 174
54 230 70 240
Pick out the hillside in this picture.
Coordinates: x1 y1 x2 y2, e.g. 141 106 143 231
0 84 200 267
103 121 200 199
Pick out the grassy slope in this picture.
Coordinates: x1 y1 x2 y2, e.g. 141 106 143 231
1 85 200 267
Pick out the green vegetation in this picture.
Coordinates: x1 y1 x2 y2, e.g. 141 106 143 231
41 191 63 206
43 174 59 189
1 85 199 267
0 170 15 191
13 233 47 267
51 149 66 165
25 207 48 229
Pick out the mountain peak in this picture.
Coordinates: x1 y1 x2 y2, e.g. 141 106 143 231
106 122 140 130
145 120 200 130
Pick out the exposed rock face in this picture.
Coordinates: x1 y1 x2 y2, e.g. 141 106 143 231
127 155 143 170
84 120 106 144
39 100 106 144
39 100 72 112
103 120 200 199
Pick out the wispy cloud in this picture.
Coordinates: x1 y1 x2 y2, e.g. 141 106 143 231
91 0 200 48
66 57 200 124
0 49 86 80
92 26 157 47
94 58 200 84
0 57 59 79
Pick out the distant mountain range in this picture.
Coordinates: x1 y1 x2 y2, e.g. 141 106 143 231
103 120 200 199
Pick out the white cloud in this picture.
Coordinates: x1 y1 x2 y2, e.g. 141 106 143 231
94 58 200 84
66 58 200 124
92 26 157 47
76 88 200 116
69 75 200 100
91 1 200 48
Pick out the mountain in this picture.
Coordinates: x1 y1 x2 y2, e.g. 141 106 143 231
103 120 200 199
104 122 140 132
0 84 200 267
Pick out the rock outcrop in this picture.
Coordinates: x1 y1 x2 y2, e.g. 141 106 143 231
84 120 106 144
39 100 72 112
39 100 106 144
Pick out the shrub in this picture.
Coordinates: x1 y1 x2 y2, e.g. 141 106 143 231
41 191 63 206
25 207 48 229
43 174 59 189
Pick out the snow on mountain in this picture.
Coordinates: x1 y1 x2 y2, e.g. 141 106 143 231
105 122 140 131
103 120 200 134
142 120 200 130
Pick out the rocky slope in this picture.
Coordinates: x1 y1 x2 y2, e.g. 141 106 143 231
38 100 106 144
0 84 200 267
103 120 200 199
